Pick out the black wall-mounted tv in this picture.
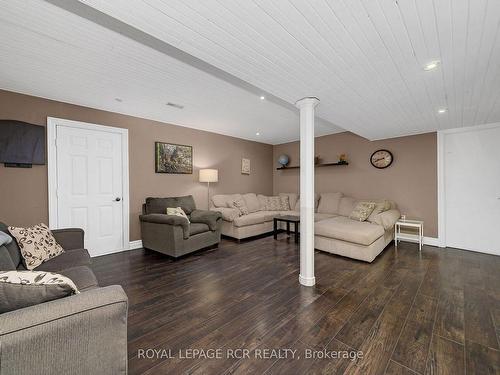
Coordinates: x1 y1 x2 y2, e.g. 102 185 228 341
0 120 46 167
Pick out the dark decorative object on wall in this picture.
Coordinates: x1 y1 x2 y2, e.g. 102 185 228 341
155 142 193 174
370 149 393 169
0 120 45 167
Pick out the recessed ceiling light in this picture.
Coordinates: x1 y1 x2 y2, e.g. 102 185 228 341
256 132 260 136
438 108 447 114
260 96 265 100
424 60 440 71
114 98 123 102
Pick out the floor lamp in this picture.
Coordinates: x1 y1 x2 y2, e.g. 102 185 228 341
199 169 218 209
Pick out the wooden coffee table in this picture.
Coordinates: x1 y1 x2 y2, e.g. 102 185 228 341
273 215 300 244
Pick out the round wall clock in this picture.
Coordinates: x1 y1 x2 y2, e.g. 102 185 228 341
370 149 393 169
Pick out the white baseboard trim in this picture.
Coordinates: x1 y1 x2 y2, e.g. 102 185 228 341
423 237 442 247
92 240 142 258
129 240 143 249
397 236 442 247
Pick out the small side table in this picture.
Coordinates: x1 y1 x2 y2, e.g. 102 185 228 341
395 219 424 251
273 215 300 244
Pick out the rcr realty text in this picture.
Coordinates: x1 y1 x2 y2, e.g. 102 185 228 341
137 348 363 361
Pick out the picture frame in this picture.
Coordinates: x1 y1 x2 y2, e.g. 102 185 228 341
155 142 193 174
241 157 250 175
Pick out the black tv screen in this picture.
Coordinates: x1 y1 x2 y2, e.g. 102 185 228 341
0 120 46 165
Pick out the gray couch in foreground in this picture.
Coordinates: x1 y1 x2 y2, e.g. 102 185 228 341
140 195 222 258
0 222 128 375
211 192 400 262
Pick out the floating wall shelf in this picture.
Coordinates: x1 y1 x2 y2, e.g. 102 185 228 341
276 162 348 170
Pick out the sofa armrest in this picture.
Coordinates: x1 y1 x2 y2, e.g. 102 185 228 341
211 207 239 222
139 214 189 239
190 210 222 230
51 228 84 250
0 285 128 375
371 209 401 230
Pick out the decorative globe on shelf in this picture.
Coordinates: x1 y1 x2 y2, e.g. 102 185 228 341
278 154 289 167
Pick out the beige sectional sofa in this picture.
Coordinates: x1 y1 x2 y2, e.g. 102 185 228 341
210 192 400 262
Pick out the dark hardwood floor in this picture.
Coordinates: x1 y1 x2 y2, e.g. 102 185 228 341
91 235 500 374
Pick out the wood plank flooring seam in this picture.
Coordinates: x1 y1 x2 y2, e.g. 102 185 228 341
492 310 500 350
382 263 431 375
422 289 442 375
329 261 402 348
433 333 467 347
387 359 420 375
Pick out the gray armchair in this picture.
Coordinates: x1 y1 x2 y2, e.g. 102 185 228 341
140 195 222 258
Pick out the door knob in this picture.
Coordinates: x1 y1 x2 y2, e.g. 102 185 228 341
115 197 121 202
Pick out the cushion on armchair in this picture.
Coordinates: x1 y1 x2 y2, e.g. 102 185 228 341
190 210 222 231
167 207 190 222
0 222 24 268
145 196 197 215
140 213 190 239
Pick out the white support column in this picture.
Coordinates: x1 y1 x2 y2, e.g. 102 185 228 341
295 97 319 287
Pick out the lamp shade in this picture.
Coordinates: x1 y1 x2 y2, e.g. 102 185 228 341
199 169 218 183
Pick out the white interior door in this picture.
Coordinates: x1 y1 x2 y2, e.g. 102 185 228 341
55 124 125 256
443 124 500 255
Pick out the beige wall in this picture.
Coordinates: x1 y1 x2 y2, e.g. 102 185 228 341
0 89 438 241
0 90 273 241
273 132 438 237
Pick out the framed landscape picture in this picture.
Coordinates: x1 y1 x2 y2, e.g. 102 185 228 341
155 142 193 174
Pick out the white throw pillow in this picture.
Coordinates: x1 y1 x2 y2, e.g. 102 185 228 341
242 193 261 213
8 224 64 271
166 207 190 222
317 192 343 214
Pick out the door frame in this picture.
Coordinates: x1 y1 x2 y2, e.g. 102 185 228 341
437 121 500 249
47 117 130 253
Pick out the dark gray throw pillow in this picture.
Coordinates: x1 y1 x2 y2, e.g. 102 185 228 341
0 270 79 313
0 245 16 270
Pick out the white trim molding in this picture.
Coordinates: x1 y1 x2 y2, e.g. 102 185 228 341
47 117 130 254
423 237 441 247
129 240 143 250
437 121 500 249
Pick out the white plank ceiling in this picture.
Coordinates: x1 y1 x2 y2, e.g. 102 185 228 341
0 0 342 144
2 1 500 142
77 0 500 140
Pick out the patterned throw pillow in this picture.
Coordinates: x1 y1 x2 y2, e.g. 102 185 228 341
0 270 79 313
167 207 190 222
279 196 290 210
266 196 290 211
231 198 249 216
8 224 64 270
349 202 377 222
266 196 281 211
